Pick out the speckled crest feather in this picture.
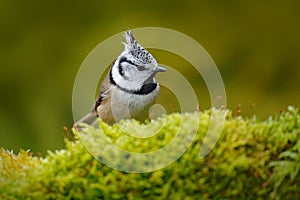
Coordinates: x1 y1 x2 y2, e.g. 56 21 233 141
123 30 157 65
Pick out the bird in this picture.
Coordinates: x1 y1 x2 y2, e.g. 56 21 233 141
75 30 166 127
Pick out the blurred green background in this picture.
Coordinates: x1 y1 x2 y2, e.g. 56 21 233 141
1 0 299 153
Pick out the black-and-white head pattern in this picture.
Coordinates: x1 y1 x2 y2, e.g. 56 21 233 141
123 30 157 66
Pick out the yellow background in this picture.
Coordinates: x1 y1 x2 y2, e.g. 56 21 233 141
0 1 299 153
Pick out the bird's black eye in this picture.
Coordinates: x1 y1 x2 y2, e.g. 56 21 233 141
119 57 146 71
137 65 146 71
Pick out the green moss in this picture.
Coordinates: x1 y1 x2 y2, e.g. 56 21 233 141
1 107 300 199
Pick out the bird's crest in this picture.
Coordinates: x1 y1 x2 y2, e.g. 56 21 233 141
123 30 157 65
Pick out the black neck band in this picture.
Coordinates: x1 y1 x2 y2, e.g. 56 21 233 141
109 70 157 95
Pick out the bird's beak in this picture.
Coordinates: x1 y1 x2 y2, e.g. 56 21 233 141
155 66 167 72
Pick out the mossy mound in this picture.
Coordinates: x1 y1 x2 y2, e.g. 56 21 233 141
1 107 299 199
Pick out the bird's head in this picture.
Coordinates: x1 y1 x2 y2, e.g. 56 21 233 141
111 30 166 91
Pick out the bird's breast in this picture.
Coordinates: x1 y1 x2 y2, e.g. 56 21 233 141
99 85 159 123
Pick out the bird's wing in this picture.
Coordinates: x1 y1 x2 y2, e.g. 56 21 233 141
74 71 112 128
93 72 111 111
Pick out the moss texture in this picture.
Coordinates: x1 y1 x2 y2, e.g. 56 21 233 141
0 107 299 199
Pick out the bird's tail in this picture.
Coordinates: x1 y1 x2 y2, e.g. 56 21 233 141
74 111 98 129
